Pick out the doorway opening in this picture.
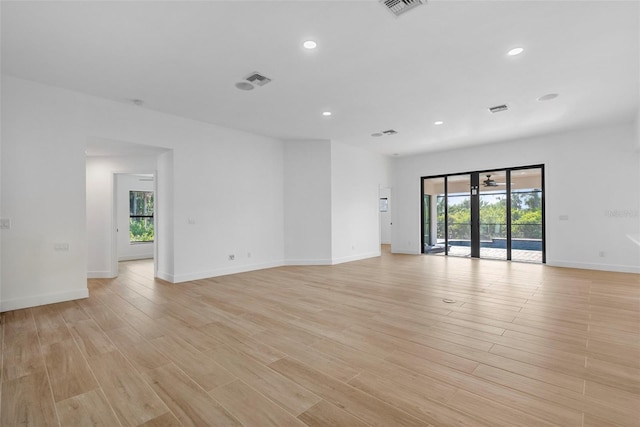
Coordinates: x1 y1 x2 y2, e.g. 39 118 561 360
113 173 157 277
421 165 545 263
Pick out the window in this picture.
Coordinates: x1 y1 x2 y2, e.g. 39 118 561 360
129 191 154 243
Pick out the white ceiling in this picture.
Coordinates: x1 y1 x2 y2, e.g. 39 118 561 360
2 1 638 157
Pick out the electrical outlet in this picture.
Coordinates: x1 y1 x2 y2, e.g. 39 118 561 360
0 218 11 230
247 252 252 258
228 254 235 261
599 251 605 258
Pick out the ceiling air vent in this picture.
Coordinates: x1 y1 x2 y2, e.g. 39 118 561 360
382 129 398 135
489 104 509 114
245 72 272 87
381 0 426 17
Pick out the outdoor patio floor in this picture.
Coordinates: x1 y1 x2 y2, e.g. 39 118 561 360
429 246 543 263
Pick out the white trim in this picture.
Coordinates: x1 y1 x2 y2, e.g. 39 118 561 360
547 260 640 274
331 251 381 265
392 248 421 255
87 271 116 279
156 270 175 283
1 288 89 312
169 261 286 283
118 254 153 262
284 258 333 266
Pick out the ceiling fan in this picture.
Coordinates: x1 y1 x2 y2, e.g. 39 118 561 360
482 174 505 187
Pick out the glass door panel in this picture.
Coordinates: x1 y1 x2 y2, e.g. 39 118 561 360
511 168 543 263
479 171 507 260
447 174 471 258
422 177 446 255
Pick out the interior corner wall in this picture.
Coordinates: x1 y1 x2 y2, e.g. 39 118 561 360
283 140 332 264
330 141 392 264
392 122 640 273
86 155 158 279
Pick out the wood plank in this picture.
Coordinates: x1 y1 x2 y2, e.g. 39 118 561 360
56 389 120 426
347 371 488 426
42 339 99 402
149 335 236 391
210 380 308 426
104 326 171 373
87 351 169 426
1 372 58 426
31 304 73 346
143 363 242 427
137 412 182 427
68 318 118 359
297 400 370 427
269 357 429 427
2 330 46 381
208 345 322 416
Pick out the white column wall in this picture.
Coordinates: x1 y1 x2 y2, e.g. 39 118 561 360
283 140 332 264
330 142 392 264
1 78 89 311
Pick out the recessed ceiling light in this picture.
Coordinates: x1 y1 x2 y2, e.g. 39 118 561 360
322 111 332 116
434 121 444 126
537 93 559 101
235 82 254 91
303 40 317 50
507 47 524 56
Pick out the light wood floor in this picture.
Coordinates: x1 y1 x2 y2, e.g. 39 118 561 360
2 247 639 426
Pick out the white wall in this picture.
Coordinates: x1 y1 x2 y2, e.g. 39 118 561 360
1 77 89 311
283 140 332 264
331 142 392 263
392 123 640 273
117 174 154 262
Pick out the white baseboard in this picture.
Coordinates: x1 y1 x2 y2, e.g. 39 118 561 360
330 251 381 265
156 270 175 283
284 258 333 266
118 255 153 262
169 260 285 284
391 248 421 255
1 288 89 312
87 271 116 279
547 260 640 274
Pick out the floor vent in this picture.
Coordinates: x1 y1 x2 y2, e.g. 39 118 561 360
381 0 426 17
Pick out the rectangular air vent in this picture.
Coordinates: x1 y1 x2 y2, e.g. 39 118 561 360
489 104 509 114
245 72 272 87
381 0 426 17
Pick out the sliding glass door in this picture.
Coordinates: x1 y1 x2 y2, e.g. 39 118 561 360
421 165 544 263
